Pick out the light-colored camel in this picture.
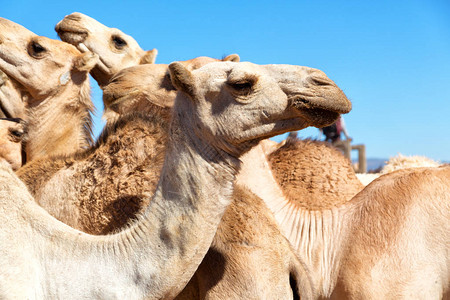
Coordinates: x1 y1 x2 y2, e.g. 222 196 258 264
0 18 97 163
0 118 26 170
56 12 158 87
103 62 348 299
102 54 239 123
356 153 442 186
100 62 365 299
17 61 351 299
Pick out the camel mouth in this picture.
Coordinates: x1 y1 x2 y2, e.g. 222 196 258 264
55 22 88 45
0 71 26 119
57 31 88 45
290 95 351 128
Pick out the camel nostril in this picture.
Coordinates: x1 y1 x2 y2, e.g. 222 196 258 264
298 99 309 104
310 76 333 87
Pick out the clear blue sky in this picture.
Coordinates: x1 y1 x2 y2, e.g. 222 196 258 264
3 0 450 161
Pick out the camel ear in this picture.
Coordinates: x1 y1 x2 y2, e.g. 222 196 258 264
140 48 158 64
169 62 196 98
223 54 240 62
73 52 99 72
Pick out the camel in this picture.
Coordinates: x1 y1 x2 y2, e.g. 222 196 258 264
0 118 27 171
0 70 28 119
56 12 158 87
16 61 351 299
332 166 450 299
100 63 366 298
0 17 97 163
357 153 442 186
242 133 450 298
102 54 240 124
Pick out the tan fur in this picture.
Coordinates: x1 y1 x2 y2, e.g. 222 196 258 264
331 166 450 299
0 18 95 163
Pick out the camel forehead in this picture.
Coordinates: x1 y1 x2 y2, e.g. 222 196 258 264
58 12 142 49
193 61 268 81
0 18 36 39
58 12 109 33
182 56 220 70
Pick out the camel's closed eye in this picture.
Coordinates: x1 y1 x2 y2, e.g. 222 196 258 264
226 75 258 95
111 35 127 49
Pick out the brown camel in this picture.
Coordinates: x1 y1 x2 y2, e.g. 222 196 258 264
56 12 158 87
0 70 28 119
0 118 27 171
333 166 450 299
0 18 97 163
245 135 450 298
18 61 351 299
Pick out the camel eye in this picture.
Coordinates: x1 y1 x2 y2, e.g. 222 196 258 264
229 81 253 91
10 130 23 138
227 76 258 95
9 129 24 142
28 41 47 58
112 35 127 49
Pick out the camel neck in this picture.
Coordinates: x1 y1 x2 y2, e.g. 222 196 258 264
24 89 93 162
237 143 355 297
25 102 240 299
105 104 239 298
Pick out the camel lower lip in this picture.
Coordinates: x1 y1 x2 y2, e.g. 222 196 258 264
57 31 88 44
297 107 340 128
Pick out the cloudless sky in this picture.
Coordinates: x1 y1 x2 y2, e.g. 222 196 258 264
2 0 450 161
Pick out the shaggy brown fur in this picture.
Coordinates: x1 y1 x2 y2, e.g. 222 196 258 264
18 111 167 233
269 136 363 210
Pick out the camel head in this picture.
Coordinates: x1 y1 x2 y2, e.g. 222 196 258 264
169 61 351 156
0 70 29 119
0 17 98 103
102 54 240 123
0 118 27 171
55 12 157 87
